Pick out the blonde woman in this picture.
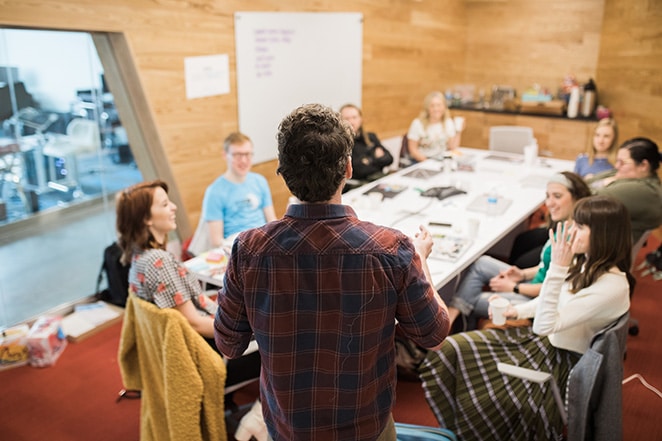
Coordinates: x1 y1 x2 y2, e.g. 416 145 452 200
573 117 618 179
406 91 461 163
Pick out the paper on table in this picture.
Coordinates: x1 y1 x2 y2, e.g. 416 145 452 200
74 301 121 326
62 302 122 340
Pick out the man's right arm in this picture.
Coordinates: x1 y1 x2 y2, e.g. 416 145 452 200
411 225 451 348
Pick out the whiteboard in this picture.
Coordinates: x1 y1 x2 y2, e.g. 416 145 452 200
235 12 363 163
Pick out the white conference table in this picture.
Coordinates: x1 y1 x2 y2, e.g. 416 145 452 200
184 148 574 291
342 148 574 290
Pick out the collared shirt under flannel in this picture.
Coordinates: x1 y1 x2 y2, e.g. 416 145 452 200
215 203 447 441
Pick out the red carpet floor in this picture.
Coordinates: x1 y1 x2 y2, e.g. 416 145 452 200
1 236 661 440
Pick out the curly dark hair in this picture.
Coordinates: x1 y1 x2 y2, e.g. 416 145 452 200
276 103 353 202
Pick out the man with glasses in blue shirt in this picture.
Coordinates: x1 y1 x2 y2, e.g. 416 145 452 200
201 132 277 248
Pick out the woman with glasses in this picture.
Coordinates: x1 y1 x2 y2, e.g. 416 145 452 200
590 137 662 242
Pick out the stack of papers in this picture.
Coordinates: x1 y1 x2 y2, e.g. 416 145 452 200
430 235 472 262
61 301 122 342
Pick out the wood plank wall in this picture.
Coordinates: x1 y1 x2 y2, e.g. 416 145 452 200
597 0 662 143
3 0 661 239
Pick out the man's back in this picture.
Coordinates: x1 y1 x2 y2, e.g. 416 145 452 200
216 204 446 440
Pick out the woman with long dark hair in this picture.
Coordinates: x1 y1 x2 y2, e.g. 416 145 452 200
419 195 632 440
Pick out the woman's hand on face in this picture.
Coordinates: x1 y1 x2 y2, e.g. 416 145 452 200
413 224 434 259
550 221 576 267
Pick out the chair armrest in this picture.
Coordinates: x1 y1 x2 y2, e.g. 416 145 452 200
497 362 552 383
497 362 567 426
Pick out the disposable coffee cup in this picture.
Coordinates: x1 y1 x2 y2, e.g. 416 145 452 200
466 218 480 237
489 297 510 326
367 192 383 209
524 144 538 166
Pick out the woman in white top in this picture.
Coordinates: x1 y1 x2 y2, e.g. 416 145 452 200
406 91 460 163
418 195 632 441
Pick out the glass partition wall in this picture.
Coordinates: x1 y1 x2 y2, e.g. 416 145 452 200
0 29 142 327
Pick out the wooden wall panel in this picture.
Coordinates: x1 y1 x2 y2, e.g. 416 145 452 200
3 0 661 235
2 0 467 232
596 0 662 148
463 0 606 96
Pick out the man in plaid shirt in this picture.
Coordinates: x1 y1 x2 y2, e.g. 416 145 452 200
215 103 450 441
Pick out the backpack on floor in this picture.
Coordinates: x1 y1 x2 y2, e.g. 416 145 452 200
95 242 130 307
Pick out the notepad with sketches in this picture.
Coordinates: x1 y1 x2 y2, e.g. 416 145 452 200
430 235 472 262
364 183 407 199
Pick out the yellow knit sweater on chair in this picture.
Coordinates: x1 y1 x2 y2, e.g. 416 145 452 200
119 294 227 441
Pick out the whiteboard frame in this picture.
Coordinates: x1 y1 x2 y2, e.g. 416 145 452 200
234 12 363 164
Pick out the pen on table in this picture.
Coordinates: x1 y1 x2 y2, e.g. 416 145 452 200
428 221 452 228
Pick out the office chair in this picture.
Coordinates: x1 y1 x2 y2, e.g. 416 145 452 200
118 294 228 441
381 136 405 172
43 117 101 197
0 142 32 216
497 312 629 441
488 126 535 155
628 229 654 336
399 134 414 168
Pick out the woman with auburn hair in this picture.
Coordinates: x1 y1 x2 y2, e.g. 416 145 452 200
418 195 632 440
116 179 260 388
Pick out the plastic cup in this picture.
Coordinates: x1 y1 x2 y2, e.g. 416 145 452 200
367 192 383 209
466 218 480 237
524 144 538 166
490 298 510 326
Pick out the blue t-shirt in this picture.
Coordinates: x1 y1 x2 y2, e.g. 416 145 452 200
201 172 273 238
574 154 614 178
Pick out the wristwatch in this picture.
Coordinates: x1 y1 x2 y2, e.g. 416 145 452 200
513 283 520 294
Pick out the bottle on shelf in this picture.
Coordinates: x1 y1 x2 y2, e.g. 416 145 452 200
567 86 580 118
582 78 597 118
